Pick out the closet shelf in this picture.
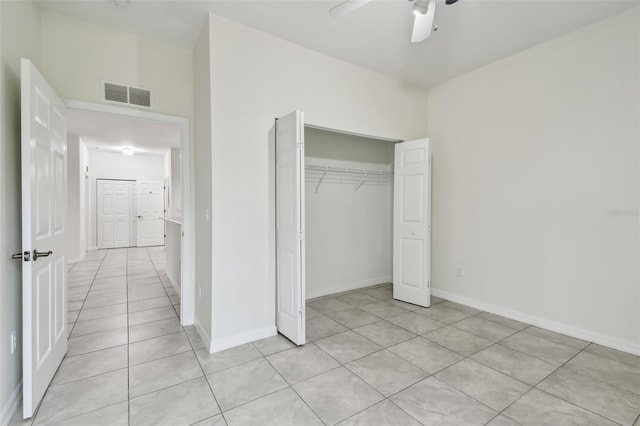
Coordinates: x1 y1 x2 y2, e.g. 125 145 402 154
305 164 393 193
305 165 393 176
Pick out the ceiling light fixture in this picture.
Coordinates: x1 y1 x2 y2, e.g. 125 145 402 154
121 146 135 156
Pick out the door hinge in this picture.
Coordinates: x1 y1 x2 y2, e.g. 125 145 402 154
298 231 305 240
296 142 304 151
299 306 305 316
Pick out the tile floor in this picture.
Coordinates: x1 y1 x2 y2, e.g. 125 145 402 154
10 248 640 426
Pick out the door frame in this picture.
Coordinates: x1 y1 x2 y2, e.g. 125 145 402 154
271 118 419 342
65 99 195 326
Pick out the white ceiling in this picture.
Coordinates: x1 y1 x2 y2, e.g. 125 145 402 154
67 109 181 155
38 0 638 88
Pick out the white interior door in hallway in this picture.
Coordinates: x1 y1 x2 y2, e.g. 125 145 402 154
97 179 135 249
20 58 68 418
136 180 165 247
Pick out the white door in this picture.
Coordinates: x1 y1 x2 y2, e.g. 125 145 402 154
20 58 68 418
137 180 164 247
96 180 114 249
97 179 132 249
113 181 131 247
393 138 431 307
275 111 305 345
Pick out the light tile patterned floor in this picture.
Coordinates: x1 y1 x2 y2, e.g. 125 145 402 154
10 248 640 425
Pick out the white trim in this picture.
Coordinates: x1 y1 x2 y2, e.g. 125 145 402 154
305 123 402 143
306 277 392 300
165 269 180 295
64 99 195 327
210 326 277 353
194 318 212 352
432 288 640 356
1 382 22 426
68 251 86 265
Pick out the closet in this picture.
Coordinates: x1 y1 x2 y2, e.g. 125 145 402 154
274 110 431 346
96 178 165 249
304 127 395 299
97 179 136 248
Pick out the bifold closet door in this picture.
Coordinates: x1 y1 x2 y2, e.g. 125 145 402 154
113 181 131 247
97 179 132 249
275 111 306 346
97 180 115 249
393 138 431 307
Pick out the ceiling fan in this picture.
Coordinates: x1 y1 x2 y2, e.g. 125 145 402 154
330 0 459 43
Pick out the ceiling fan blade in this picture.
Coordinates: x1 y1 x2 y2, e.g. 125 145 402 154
411 0 436 43
330 0 372 17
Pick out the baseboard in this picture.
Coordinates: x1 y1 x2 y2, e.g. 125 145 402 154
306 276 392 300
431 288 640 356
88 245 98 251
165 270 181 295
1 382 22 426
194 318 212 352
68 253 86 264
210 325 277 353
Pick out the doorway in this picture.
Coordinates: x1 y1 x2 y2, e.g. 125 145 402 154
65 100 194 326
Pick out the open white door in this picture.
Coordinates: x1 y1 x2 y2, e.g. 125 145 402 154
20 58 68 418
136 180 164 247
393 138 431 307
275 111 305 345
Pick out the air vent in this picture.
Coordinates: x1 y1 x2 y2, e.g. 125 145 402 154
129 87 151 107
101 80 152 108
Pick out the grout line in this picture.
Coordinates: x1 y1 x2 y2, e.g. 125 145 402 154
126 247 131 426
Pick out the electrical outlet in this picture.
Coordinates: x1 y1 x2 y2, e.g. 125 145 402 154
198 285 202 299
204 209 209 223
457 266 465 277
10 331 17 354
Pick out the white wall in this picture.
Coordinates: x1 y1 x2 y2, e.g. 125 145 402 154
193 21 213 344
170 147 182 218
305 128 395 298
39 11 193 121
427 8 640 353
87 150 165 249
79 140 89 253
0 1 41 423
66 134 83 261
163 147 182 219
207 14 429 350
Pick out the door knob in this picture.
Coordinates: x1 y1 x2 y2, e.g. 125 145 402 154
33 250 53 261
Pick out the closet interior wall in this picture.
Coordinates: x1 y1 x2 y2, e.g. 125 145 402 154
305 127 395 299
